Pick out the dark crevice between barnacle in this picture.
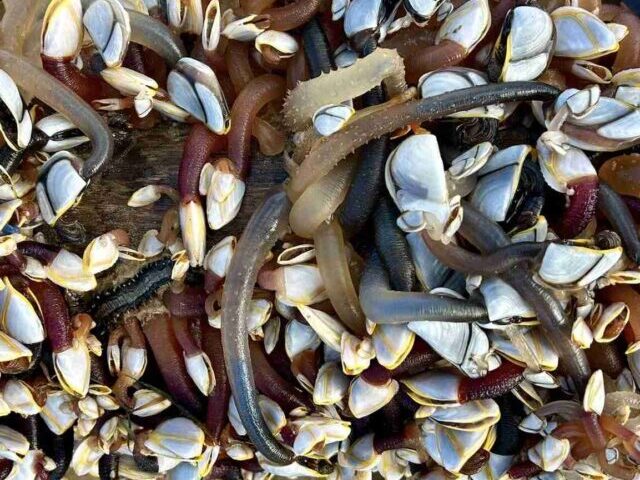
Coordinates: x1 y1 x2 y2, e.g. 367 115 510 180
374 197 416 292
598 182 640 264
88 257 173 339
504 158 546 231
339 36 390 238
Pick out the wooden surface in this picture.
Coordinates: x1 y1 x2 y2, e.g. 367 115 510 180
67 122 288 248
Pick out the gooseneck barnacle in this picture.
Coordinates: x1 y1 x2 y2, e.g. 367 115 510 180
5 1 640 478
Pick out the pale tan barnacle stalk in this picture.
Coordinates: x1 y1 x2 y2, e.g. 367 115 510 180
385 133 462 243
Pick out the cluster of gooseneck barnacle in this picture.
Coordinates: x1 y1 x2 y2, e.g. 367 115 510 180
3 0 640 479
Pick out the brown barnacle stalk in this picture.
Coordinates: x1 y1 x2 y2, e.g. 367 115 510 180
163 283 207 318
228 72 286 184
27 279 94 398
178 123 226 266
141 309 203 413
202 324 229 444
249 339 313 415
40 0 114 103
170 315 215 396
262 0 325 32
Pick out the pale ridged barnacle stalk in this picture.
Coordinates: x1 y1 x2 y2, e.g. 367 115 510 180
418 68 504 120
82 0 131 68
551 7 624 60
36 151 87 226
385 133 462 243
487 5 554 82
469 144 531 223
538 243 622 288
35 114 89 153
0 69 32 151
167 58 230 135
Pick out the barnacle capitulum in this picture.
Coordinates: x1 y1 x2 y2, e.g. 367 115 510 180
167 58 231 135
385 133 462 242
36 152 87 225
488 5 554 82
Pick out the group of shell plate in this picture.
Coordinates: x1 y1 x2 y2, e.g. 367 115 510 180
3 0 640 479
